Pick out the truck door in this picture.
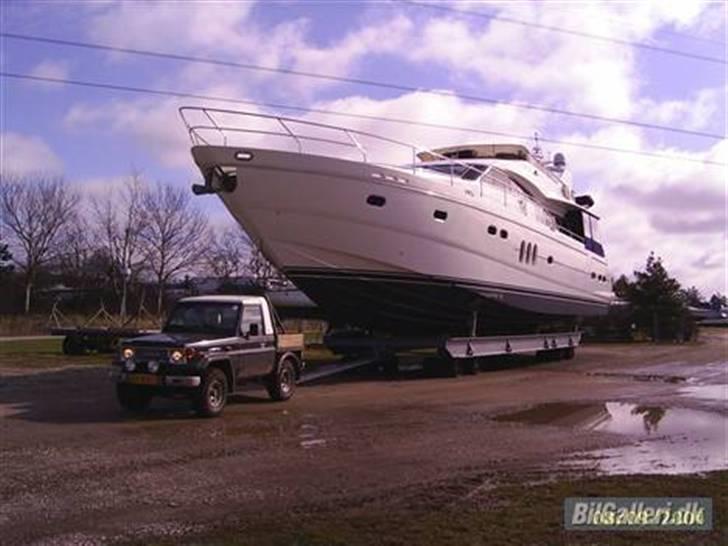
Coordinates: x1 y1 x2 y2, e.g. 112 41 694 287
239 304 276 378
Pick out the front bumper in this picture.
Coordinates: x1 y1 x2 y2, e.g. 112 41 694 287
163 375 201 387
111 370 201 388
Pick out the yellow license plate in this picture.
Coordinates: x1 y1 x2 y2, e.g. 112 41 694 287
125 374 161 386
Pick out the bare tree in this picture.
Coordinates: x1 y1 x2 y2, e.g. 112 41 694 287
91 174 147 320
246 244 288 289
139 183 210 315
0 174 78 313
205 226 251 280
55 213 97 285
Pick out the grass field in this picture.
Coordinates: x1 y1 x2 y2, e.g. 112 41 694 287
0 338 104 369
0 337 337 370
147 471 727 546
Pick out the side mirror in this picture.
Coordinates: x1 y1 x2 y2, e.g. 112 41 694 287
248 323 259 337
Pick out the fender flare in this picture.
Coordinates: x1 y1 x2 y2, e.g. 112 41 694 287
276 351 303 379
206 358 235 391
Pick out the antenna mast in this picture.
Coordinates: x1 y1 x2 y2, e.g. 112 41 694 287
531 131 544 161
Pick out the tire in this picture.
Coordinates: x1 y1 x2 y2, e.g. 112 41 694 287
421 357 439 378
116 384 152 413
266 358 297 401
381 356 399 379
461 358 479 375
63 335 86 355
195 367 228 417
562 347 575 360
442 357 459 378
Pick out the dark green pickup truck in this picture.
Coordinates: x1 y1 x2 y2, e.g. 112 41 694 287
111 295 304 417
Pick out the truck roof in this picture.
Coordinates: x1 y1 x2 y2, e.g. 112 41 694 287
179 295 267 305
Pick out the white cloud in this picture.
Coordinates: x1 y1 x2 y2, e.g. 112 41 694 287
291 15 413 88
29 59 70 83
563 132 727 295
59 1 725 295
85 1 257 54
639 87 725 131
402 7 639 118
0 132 63 176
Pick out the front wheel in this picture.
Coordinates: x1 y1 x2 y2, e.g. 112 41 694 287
195 368 228 417
116 384 152 413
266 359 297 401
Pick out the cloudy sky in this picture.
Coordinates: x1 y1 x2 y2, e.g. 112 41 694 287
1 0 726 296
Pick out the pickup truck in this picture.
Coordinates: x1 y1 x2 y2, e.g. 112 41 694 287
111 295 304 417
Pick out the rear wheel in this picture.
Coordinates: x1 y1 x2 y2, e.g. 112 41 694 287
461 358 479 375
442 357 460 378
63 335 86 355
381 355 400 379
195 368 228 417
116 384 152 413
266 358 297 401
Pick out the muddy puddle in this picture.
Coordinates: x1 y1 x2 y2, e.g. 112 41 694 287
679 360 727 402
496 402 727 475
680 384 727 402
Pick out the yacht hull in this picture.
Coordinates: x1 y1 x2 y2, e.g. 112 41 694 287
191 145 611 335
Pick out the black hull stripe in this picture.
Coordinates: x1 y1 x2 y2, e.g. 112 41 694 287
285 267 606 309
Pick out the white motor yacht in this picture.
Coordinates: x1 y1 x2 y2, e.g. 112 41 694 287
181 107 613 335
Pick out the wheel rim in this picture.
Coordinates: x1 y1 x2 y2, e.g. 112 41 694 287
279 366 293 395
208 378 225 409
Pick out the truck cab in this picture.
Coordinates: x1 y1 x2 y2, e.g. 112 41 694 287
112 295 304 417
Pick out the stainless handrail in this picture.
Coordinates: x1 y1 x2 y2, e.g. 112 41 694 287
178 106 483 181
203 109 227 147
277 118 302 154
179 106 567 234
344 130 367 162
186 125 361 150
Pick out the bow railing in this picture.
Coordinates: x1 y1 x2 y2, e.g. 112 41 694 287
179 106 484 180
179 106 561 232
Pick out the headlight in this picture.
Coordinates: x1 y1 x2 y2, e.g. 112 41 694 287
124 360 136 372
122 347 135 360
169 349 184 363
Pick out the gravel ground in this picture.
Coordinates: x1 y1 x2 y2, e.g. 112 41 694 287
0 329 725 545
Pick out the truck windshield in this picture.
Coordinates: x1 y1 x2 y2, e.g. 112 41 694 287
164 302 241 336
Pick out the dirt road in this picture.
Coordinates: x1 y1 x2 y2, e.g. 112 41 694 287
1 331 726 545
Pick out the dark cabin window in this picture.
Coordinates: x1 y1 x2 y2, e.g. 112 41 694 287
434 210 448 221
500 229 508 239
519 241 525 262
367 195 386 207
488 225 497 235
547 256 554 264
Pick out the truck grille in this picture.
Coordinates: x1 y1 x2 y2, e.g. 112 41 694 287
134 347 168 362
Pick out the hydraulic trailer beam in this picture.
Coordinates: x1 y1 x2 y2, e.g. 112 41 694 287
445 331 581 359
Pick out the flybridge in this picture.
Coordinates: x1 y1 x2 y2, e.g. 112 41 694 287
417 143 531 162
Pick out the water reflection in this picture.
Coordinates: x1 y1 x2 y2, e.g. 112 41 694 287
496 401 728 475
630 405 666 434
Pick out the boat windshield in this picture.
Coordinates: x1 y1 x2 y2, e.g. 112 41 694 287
419 163 486 180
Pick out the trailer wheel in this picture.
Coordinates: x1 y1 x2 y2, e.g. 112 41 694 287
266 358 297 402
381 355 399 379
62 335 86 355
116 384 152 413
461 358 479 375
195 368 229 417
442 357 459 378
562 347 575 360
